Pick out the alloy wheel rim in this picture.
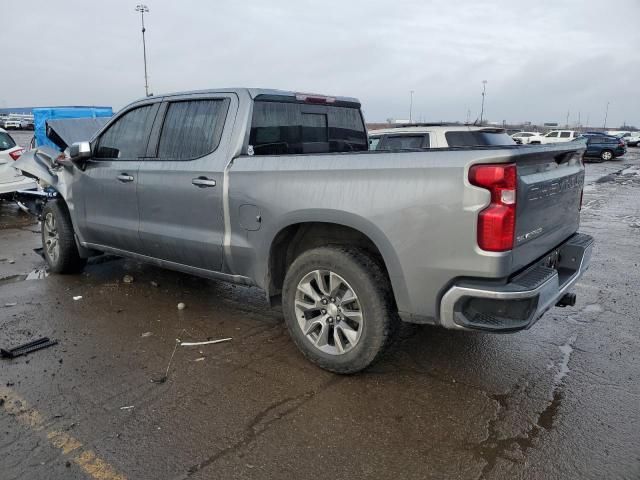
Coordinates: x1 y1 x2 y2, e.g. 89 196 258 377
602 151 612 160
294 270 363 355
44 212 60 263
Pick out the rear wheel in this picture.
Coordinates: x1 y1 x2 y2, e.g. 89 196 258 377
41 201 86 274
282 246 398 374
600 149 613 161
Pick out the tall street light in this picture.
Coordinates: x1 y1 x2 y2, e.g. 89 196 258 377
409 90 414 123
479 80 487 125
135 4 151 97
603 101 610 129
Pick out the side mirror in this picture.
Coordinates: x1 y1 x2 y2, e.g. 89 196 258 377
69 141 91 162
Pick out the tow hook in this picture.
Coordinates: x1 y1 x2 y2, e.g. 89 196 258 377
556 292 577 307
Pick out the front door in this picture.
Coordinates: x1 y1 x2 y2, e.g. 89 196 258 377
137 94 236 271
77 103 159 253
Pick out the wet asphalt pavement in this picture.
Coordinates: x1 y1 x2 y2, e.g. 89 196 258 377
1 133 639 480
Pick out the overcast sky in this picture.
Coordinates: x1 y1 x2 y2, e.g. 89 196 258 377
3 0 639 126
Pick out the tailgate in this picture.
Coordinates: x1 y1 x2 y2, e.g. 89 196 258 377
512 143 585 272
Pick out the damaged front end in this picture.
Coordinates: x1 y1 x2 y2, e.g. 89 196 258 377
13 146 74 218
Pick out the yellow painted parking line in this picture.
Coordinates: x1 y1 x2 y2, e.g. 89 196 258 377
0 386 127 480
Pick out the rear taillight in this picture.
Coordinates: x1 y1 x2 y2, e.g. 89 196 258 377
469 163 517 252
9 149 23 160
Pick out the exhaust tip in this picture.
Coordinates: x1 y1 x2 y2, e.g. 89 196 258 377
556 292 577 308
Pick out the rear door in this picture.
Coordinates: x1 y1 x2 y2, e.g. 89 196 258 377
77 102 159 252
136 93 236 271
558 131 572 142
544 131 559 143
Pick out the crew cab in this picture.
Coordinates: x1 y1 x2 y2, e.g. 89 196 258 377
15 88 593 373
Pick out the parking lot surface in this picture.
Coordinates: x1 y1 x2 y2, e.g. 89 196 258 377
1 136 639 479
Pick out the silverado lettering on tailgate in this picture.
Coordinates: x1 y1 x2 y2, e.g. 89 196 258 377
525 172 584 202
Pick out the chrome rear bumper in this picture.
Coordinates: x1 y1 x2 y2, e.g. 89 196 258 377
439 233 594 331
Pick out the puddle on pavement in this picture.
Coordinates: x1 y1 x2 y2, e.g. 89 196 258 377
553 336 576 386
472 334 578 475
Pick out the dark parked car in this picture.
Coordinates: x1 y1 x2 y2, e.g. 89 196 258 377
578 134 626 161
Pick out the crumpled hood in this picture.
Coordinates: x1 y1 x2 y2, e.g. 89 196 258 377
13 146 72 199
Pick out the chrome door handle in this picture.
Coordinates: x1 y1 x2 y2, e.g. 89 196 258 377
192 177 217 188
116 173 134 183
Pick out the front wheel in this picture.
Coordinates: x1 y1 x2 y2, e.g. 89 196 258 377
41 201 87 274
600 149 613 161
282 246 398 374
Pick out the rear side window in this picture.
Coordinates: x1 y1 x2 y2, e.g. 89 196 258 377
378 134 428 150
249 101 367 155
445 131 515 147
559 131 571 138
0 132 16 151
96 105 157 159
157 99 229 160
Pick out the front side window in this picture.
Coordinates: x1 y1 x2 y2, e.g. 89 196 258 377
249 101 367 155
546 131 559 138
157 99 229 160
369 136 381 150
95 105 157 159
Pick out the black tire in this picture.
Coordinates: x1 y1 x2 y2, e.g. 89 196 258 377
600 149 614 161
282 246 398 374
41 201 87 274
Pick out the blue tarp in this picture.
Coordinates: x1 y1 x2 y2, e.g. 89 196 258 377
33 106 112 149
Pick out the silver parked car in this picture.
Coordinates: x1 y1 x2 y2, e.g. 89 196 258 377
16 88 593 373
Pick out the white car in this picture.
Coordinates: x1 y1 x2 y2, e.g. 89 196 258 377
0 128 37 197
528 130 581 144
623 133 640 147
511 131 542 144
608 131 640 147
368 124 515 150
2 119 22 130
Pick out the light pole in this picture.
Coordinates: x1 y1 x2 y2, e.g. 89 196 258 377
479 80 487 125
135 4 151 97
409 90 414 123
603 101 609 129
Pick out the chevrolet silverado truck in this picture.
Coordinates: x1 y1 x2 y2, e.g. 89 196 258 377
14 88 593 373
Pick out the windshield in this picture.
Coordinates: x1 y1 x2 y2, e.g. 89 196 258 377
445 130 516 147
0 131 17 151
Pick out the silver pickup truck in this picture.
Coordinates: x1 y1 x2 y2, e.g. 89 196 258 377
14 88 593 373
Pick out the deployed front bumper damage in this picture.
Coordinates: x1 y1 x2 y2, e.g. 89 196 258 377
439 233 594 332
